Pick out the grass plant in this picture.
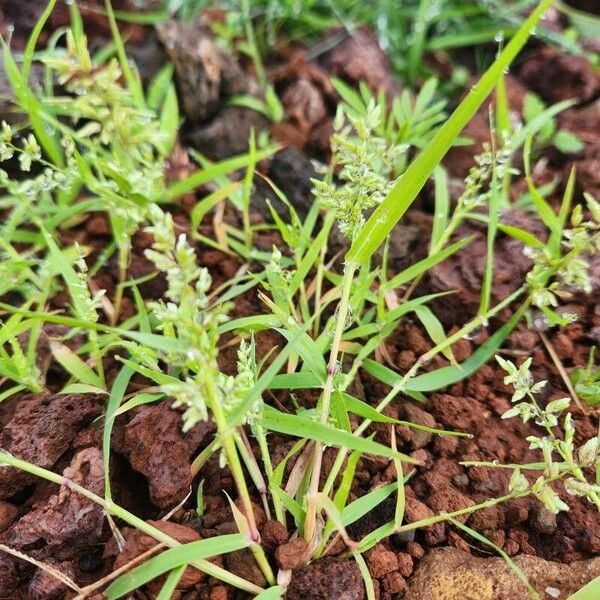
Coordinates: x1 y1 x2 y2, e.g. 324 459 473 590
1 1 599 598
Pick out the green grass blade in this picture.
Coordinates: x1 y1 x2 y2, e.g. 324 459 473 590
158 84 179 157
23 0 58 80
364 305 525 393
103 366 133 501
274 327 327 383
104 0 144 107
267 372 321 390
2 43 63 166
498 225 544 248
548 165 575 256
255 586 285 600
414 306 458 367
191 183 239 230
353 551 376 600
479 164 500 317
50 341 104 389
261 406 417 462
431 166 449 249
166 148 275 201
383 237 474 291
448 517 540 599
41 227 89 320
0 303 188 354
105 534 250 598
346 0 553 265
155 566 185 600
405 305 525 391
569 576 600 600
342 483 396 526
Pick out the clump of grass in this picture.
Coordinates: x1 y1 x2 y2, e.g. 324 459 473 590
3 1 600 599
465 355 600 514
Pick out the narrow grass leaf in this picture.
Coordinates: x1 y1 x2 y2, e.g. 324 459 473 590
104 366 133 501
364 306 523 392
267 372 321 390
479 164 500 317
146 63 174 110
498 225 544 248
255 586 284 600
23 0 58 80
104 0 144 107
50 341 104 389
41 228 89 320
159 84 179 156
262 406 416 462
405 306 524 391
191 183 239 230
414 306 458 367
353 551 376 600
289 214 334 295
383 237 474 291
342 393 468 437
114 392 163 417
274 327 327 382
105 535 250 599
548 165 575 256
166 148 274 200
347 0 553 264
341 483 396 526
155 566 185 600
2 43 63 165
523 135 560 234
448 517 540 599
271 485 305 527
431 166 449 249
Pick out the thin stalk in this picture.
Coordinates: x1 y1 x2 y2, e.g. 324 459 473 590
203 376 275 585
394 492 516 534
253 421 286 524
323 289 529 497
539 330 583 410
0 452 264 595
304 262 357 543
112 245 129 325
89 329 105 387
235 428 271 519
77 543 166 598
240 0 267 87
190 438 219 477
312 243 327 338
0 543 81 593
204 378 256 535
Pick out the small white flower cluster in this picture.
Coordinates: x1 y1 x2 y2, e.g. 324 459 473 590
459 130 518 210
45 30 167 156
73 243 105 323
144 205 258 432
527 194 600 312
497 355 600 514
311 102 403 241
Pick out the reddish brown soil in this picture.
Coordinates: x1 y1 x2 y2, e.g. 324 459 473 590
1 7 600 600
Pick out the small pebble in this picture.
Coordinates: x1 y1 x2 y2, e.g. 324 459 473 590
530 506 558 535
